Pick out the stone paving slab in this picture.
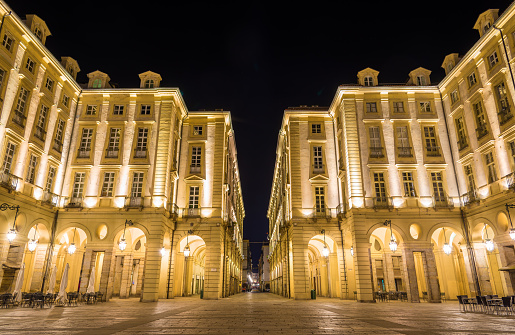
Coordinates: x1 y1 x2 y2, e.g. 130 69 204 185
0 293 514 334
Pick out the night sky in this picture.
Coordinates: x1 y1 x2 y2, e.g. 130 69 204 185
10 0 515 267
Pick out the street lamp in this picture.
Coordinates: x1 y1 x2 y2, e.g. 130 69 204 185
505 204 515 240
384 220 397 252
160 246 166 257
1 203 20 243
183 230 193 257
442 228 452 255
483 224 494 252
68 228 77 255
27 224 38 252
350 245 354 256
321 230 329 257
119 219 134 251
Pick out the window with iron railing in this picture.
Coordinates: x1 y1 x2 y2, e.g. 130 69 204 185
431 172 447 204
485 152 498 184
314 186 325 213
106 128 121 158
45 166 55 193
455 117 468 150
373 172 387 201
191 146 202 173
53 119 65 153
101 172 115 197
495 82 513 126
134 128 148 158
78 128 93 158
25 154 38 184
423 126 440 156
71 172 85 204
402 172 416 197
1 142 16 174
369 127 383 158
313 146 324 172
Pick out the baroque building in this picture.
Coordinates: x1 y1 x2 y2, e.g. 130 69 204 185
0 1 244 301
268 6 515 302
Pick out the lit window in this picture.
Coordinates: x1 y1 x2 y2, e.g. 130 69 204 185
488 51 499 69
419 101 431 113
26 154 38 184
92 79 102 88
2 34 13 52
485 152 498 184
25 57 35 74
311 124 321 134
366 102 377 113
467 72 477 88
44 77 54 92
364 76 373 86
85 105 97 116
101 172 115 197
402 172 416 197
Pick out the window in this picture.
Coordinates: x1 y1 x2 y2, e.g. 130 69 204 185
2 33 13 52
431 172 446 202
366 102 377 113
26 154 38 184
131 172 144 198
85 105 97 116
402 172 416 197
25 57 35 74
484 22 491 33
473 101 488 139
369 126 383 158
53 119 65 152
62 95 70 108
13 87 29 127
44 77 54 92
0 68 5 92
509 141 515 168
188 186 200 208
313 146 323 172
78 128 93 158
485 152 498 183
71 172 85 199
92 79 102 88
455 117 468 150
101 172 115 197
34 27 43 40
193 125 203 135
140 104 151 115
423 126 440 156
311 123 321 134
134 128 148 158
464 164 476 192
144 79 154 88
417 76 427 86
494 82 513 125
1 142 16 174
191 146 202 173
467 72 477 88
392 102 404 113
364 76 373 86
45 166 55 193
314 186 325 212
447 63 453 73
106 128 121 158
450 89 459 105
396 126 411 157
113 105 124 116
373 172 387 200
419 101 431 113
34 105 49 141
488 51 499 69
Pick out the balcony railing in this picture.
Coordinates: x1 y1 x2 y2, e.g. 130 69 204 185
34 126 46 141
42 191 59 206
433 195 454 209
336 203 346 217
369 147 384 158
12 111 26 128
105 148 119 159
53 140 63 153
312 206 331 219
312 164 325 174
134 148 147 159
462 190 479 206
373 196 393 209
167 203 179 218
397 146 412 158
184 207 201 217
457 137 468 151
65 196 83 208
338 156 345 171
476 125 488 140
125 196 143 208
0 171 19 191
190 165 201 174
171 158 178 172
77 148 91 159
425 146 441 157
498 105 514 126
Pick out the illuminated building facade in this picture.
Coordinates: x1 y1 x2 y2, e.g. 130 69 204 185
268 6 515 301
0 1 244 301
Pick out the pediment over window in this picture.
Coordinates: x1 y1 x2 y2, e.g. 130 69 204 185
309 175 329 182
408 67 432 86
87 70 111 89
24 14 51 45
184 175 205 181
441 53 461 76
139 71 162 88
357 67 379 87
61 57 80 80
473 9 499 38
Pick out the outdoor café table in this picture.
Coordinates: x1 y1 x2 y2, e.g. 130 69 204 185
84 293 96 304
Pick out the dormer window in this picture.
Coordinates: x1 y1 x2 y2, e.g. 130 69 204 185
364 76 373 87
447 63 453 73
417 76 427 86
483 22 491 34
34 26 43 41
92 79 102 88
144 79 154 88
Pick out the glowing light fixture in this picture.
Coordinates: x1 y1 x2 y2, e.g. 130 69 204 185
384 219 397 252
321 229 329 257
183 230 193 258
160 246 166 257
350 246 354 256
483 223 495 252
505 204 515 240
442 228 452 255
1 203 20 243
27 224 38 252
119 219 134 251
68 228 77 255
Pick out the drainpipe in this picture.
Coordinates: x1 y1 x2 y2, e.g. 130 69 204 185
166 228 174 299
286 225 291 298
438 91 481 296
222 224 227 298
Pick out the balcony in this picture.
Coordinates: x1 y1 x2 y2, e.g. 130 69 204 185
167 203 179 219
476 125 488 140
457 137 468 151
65 196 83 208
42 191 59 206
184 207 201 218
12 111 26 128
53 140 63 153
134 148 147 159
373 196 393 209
125 196 143 209
397 146 412 158
105 148 119 159
171 158 178 172
425 146 441 157
312 206 331 220
369 147 384 159
0 172 19 191
433 195 454 209
190 165 201 174
338 156 345 171
312 164 325 174
498 105 514 126
462 190 479 206
34 126 46 141
77 148 91 159
336 203 346 218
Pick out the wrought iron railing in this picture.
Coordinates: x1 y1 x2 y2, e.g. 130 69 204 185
369 147 384 158
312 164 325 174
184 207 201 217
65 196 83 208
0 172 19 191
12 111 26 128
190 165 201 174
312 206 332 219
53 140 63 153
462 190 478 206
397 146 412 158
499 105 514 126
105 148 119 159
125 196 143 208
34 126 46 141
373 196 393 209
77 148 91 159
42 191 59 206
134 148 147 159
425 146 441 157
476 125 488 140
457 137 468 151
433 195 454 209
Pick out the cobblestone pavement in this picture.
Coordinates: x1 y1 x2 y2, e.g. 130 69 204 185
0 293 514 334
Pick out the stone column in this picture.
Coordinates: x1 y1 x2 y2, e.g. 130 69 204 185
494 236 515 296
119 254 133 298
422 248 441 303
203 224 223 300
384 253 396 292
140 220 165 302
290 225 310 300
99 247 116 301
29 243 49 292
350 216 374 302
402 245 419 303
473 243 493 295
78 249 94 294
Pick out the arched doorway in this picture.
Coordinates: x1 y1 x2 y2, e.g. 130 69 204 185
22 222 50 292
308 233 338 298
113 226 146 298
174 234 205 297
55 227 88 293
369 226 404 295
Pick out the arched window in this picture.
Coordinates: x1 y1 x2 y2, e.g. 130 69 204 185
364 76 373 87
145 79 154 88
92 79 102 88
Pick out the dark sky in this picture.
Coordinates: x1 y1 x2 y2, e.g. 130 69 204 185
10 0 515 267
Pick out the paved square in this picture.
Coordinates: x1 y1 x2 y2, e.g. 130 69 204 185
0 293 514 334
